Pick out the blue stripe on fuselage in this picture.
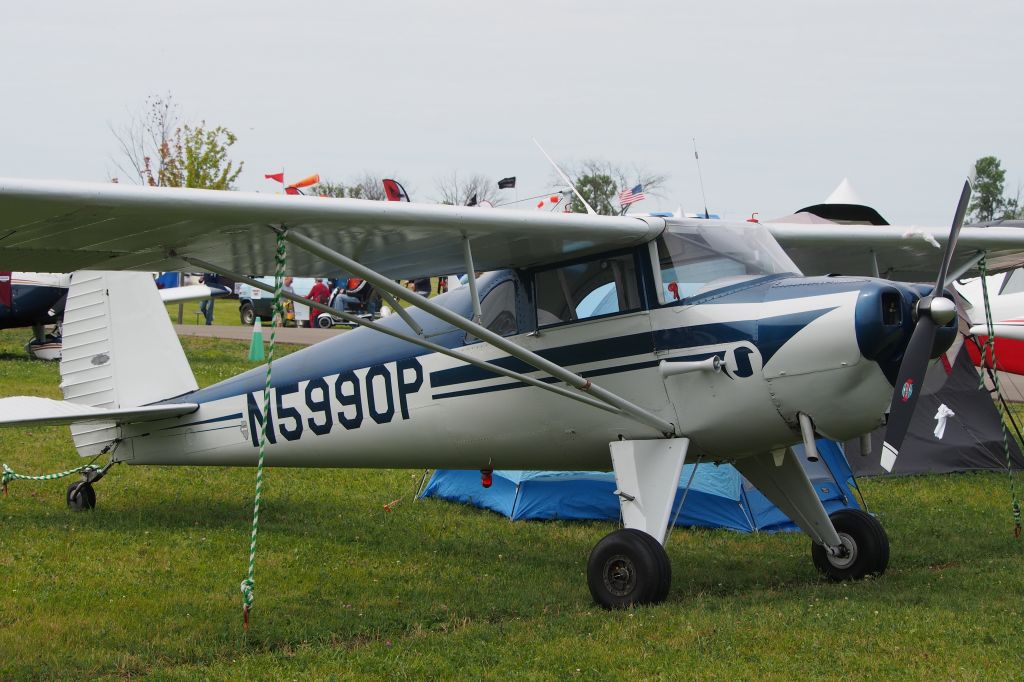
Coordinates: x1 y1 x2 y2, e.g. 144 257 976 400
167 272 847 407
431 308 834 392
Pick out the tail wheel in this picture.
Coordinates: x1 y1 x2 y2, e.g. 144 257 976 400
66 481 96 511
811 509 889 581
587 528 671 609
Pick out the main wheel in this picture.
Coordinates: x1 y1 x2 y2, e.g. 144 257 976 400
66 481 96 511
811 509 889 581
240 302 256 326
623 529 672 603
587 529 670 609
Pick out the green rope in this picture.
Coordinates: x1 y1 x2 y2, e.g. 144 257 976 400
241 228 288 629
2 462 88 496
976 256 1022 539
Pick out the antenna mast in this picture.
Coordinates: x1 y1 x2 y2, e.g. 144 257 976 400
693 138 711 219
533 138 597 215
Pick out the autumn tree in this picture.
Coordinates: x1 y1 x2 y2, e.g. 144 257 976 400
109 93 178 186
111 94 243 190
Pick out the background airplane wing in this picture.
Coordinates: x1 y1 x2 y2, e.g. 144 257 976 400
0 179 663 278
767 222 1024 282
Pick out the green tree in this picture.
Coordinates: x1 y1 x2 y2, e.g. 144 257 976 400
565 160 667 215
159 123 243 190
570 173 617 215
969 156 1008 223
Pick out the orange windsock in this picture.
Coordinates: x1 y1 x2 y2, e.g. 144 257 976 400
286 174 320 189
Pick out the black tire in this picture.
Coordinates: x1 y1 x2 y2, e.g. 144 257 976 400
66 482 96 511
624 529 672 603
811 509 889 581
587 529 669 609
316 314 334 329
240 302 256 326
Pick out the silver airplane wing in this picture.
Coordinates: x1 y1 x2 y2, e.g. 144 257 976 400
0 178 663 277
767 221 1024 282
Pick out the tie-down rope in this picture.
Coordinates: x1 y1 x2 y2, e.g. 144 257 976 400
240 228 288 629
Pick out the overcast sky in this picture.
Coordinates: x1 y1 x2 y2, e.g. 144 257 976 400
2 1 1021 225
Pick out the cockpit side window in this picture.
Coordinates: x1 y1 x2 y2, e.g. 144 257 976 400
654 233 747 303
652 222 799 304
465 279 519 343
534 253 640 327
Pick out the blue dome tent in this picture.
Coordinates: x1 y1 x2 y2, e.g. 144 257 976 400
421 439 859 533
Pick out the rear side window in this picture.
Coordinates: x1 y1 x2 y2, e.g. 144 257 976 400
534 253 640 327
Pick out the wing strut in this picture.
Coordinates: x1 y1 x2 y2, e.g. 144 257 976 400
183 257 623 417
269 228 678 437
463 236 483 324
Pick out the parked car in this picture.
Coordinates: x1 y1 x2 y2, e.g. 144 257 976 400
238 277 316 326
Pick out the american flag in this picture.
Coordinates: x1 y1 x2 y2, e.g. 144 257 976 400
618 184 646 207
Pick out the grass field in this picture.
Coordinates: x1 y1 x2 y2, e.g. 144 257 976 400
165 299 245 327
1 327 1023 680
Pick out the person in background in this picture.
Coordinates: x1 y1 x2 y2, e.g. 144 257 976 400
413 277 432 297
280 276 296 324
305 278 332 327
199 272 219 325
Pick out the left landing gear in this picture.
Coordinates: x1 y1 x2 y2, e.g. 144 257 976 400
587 529 671 609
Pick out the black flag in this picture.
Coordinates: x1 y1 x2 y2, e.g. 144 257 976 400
497 176 516 189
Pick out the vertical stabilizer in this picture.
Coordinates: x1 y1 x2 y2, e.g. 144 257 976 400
60 271 198 456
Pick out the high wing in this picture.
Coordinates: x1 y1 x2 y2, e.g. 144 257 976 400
767 221 1024 282
0 178 663 277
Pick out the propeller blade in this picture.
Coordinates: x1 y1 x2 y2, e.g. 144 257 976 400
881 174 973 472
880 316 938 472
933 178 973 293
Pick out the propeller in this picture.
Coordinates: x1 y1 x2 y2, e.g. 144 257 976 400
879 177 973 472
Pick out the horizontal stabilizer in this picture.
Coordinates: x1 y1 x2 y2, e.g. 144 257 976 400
971 323 1024 342
158 283 231 304
0 396 197 428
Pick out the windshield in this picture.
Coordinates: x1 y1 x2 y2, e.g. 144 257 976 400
653 219 800 303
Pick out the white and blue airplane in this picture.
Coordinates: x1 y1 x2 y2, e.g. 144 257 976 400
0 271 70 358
0 175 1021 608
0 269 230 359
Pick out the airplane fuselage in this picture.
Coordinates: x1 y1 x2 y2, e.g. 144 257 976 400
0 271 68 330
115 269 942 471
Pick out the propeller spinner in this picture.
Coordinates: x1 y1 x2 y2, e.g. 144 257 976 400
880 177 973 472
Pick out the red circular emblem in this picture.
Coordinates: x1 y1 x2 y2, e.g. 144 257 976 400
900 378 914 402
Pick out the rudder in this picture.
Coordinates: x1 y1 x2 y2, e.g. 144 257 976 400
59 271 198 456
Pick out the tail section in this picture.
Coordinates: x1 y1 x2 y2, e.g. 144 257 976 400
60 271 198 456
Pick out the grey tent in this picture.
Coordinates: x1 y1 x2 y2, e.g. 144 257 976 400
846 346 1023 475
